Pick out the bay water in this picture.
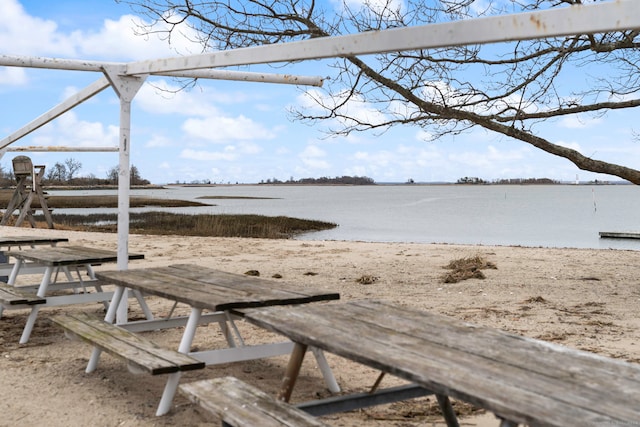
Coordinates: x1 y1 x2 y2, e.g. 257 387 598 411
50 184 640 250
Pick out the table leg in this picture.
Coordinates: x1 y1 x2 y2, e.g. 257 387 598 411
156 307 202 416
310 347 340 393
7 258 23 286
278 342 308 402
436 394 460 427
19 306 40 344
18 266 53 344
86 286 127 373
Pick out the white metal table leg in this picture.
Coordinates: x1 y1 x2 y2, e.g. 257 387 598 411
310 347 341 393
86 286 127 373
156 307 202 416
19 266 53 344
7 258 23 285
19 306 40 344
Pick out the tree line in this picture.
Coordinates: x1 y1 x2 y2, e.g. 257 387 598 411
0 157 150 187
260 176 376 185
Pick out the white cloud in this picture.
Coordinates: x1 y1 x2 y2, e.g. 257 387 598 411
558 115 603 129
145 134 173 148
136 80 223 116
72 14 202 60
0 0 201 61
0 67 28 86
182 115 276 142
300 145 330 169
26 111 118 148
180 148 237 161
298 89 389 129
0 0 75 56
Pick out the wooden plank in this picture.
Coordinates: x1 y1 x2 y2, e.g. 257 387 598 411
0 283 46 305
180 377 328 427
599 231 640 240
95 265 338 311
6 246 144 266
334 301 640 417
242 302 640 427
0 236 68 247
51 312 204 375
166 264 339 307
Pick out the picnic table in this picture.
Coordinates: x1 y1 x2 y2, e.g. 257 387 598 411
1 245 144 344
0 236 69 278
85 264 341 416
241 299 640 427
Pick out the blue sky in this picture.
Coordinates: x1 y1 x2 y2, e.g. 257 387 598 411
0 0 638 185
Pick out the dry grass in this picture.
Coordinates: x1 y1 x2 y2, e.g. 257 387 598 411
40 212 337 239
442 254 497 283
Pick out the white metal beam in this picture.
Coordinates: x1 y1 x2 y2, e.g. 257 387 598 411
161 70 324 86
0 54 323 86
125 1 640 75
0 77 111 150
6 146 118 152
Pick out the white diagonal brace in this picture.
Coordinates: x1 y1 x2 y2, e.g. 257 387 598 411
0 77 111 150
125 1 640 75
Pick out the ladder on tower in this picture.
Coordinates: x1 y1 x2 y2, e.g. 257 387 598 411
0 156 54 229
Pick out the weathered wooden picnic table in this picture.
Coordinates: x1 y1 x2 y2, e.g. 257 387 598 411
80 264 341 416
1 245 144 343
0 236 69 278
240 299 640 427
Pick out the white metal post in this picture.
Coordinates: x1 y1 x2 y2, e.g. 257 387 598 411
102 66 147 323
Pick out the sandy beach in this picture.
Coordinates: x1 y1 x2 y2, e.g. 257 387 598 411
1 225 639 426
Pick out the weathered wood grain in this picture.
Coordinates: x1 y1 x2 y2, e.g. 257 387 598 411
51 312 204 375
95 264 339 311
0 283 46 305
180 377 328 427
0 236 68 247
6 246 144 266
241 300 640 427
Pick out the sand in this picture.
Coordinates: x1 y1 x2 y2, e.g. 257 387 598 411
1 225 639 427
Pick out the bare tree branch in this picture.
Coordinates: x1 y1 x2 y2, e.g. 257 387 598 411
120 0 640 183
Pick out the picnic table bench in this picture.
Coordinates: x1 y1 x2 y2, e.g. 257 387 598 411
55 264 340 416
240 299 640 427
52 312 205 375
0 283 46 306
1 245 145 343
180 377 329 427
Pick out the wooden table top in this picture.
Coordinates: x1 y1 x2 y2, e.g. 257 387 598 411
0 236 69 247
241 299 640 427
6 245 144 266
95 264 340 312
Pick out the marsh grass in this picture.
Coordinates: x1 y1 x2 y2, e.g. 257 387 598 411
1 189 335 238
41 212 337 239
0 190 205 209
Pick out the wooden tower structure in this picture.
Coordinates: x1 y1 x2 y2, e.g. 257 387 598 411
0 155 54 229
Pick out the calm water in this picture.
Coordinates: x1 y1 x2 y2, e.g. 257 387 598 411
51 184 640 250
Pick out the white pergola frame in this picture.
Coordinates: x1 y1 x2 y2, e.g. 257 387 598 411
1 1 638 304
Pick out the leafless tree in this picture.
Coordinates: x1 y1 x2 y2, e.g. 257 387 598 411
64 158 82 181
45 162 67 183
121 0 640 183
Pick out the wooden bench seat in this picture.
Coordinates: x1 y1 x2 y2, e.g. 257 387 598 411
180 377 328 427
51 312 205 375
0 283 46 306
